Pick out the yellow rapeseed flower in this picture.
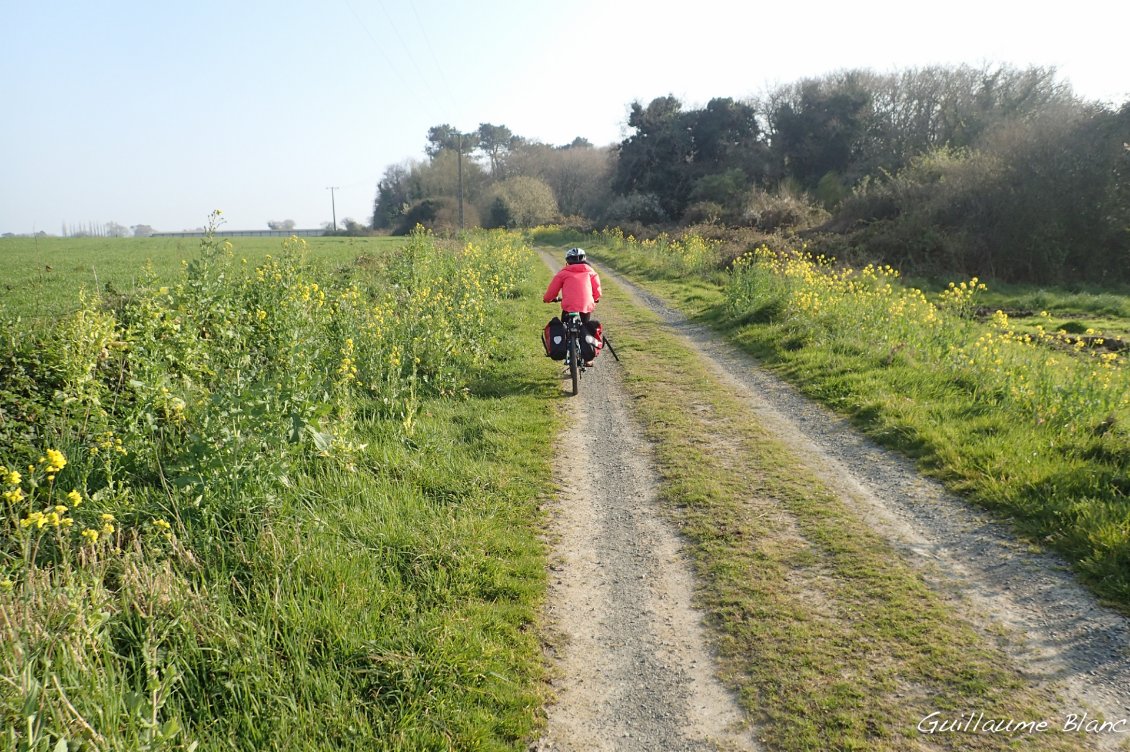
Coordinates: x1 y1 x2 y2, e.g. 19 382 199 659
81 528 99 544
44 449 67 473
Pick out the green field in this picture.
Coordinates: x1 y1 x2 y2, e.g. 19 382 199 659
0 235 406 320
1 229 559 750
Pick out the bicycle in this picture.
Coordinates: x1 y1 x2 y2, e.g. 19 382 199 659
561 311 587 395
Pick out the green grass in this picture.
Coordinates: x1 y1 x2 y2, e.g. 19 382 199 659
2 233 561 750
0 235 405 320
582 264 1080 751
905 275 1130 341
587 238 1130 611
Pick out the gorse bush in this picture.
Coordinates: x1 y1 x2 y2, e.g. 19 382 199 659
0 217 536 749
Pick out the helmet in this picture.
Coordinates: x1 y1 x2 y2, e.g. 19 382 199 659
565 247 586 264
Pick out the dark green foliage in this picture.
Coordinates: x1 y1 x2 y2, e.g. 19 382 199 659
834 102 1130 282
767 77 872 189
613 96 767 221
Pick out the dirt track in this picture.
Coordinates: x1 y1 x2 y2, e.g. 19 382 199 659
533 252 1130 750
534 253 758 751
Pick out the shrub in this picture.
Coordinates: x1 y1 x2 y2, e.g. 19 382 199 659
395 197 479 234
600 192 668 225
743 188 829 232
481 176 559 229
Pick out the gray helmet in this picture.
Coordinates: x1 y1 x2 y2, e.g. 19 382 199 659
565 247 587 264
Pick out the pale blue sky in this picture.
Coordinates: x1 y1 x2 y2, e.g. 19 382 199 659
2 0 1127 235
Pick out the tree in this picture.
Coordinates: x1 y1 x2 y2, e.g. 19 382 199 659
690 97 765 176
614 95 768 220
613 95 696 219
425 124 475 157
341 218 368 236
507 140 615 217
767 76 873 189
476 123 517 178
131 224 155 237
481 176 559 228
372 161 418 229
267 219 296 230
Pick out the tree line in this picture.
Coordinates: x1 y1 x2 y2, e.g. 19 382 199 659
371 64 1130 284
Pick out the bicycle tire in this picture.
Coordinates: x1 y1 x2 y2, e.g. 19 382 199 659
569 334 580 395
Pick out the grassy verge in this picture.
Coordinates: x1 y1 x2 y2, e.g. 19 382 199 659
581 237 1130 611
587 267 1081 751
2 230 559 750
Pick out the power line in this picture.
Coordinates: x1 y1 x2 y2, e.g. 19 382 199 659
373 0 439 106
339 0 442 123
406 1 458 107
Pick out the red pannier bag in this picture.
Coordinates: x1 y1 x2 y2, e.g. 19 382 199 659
581 319 603 361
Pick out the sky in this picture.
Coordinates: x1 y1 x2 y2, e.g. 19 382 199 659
2 0 1127 235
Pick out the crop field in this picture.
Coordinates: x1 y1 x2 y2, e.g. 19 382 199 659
575 228 1130 608
0 234 407 320
1 224 557 749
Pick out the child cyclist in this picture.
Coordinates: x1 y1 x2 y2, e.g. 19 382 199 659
543 247 602 364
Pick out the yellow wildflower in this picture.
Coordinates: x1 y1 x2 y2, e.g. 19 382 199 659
67 490 83 506
43 449 67 473
81 529 99 544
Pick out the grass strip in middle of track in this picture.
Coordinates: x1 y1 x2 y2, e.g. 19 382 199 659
591 271 1078 752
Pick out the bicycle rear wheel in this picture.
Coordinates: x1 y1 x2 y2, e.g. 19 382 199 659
569 335 580 395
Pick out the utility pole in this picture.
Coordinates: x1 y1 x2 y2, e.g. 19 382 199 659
326 186 340 232
457 133 465 231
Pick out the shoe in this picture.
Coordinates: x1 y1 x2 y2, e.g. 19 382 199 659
584 360 594 368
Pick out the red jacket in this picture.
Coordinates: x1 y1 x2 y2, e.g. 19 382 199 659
543 262 601 314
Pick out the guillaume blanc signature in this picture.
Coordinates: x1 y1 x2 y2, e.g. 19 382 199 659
918 712 1128 735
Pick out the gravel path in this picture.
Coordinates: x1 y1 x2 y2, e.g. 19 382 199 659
534 253 759 751
601 265 1130 746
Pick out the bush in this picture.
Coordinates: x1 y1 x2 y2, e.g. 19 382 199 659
395 198 480 235
481 176 559 229
683 201 724 225
743 188 829 232
600 192 668 225
830 106 1130 284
